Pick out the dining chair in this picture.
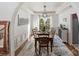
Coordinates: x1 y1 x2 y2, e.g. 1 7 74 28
38 37 50 55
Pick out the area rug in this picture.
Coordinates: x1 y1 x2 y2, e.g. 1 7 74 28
18 35 73 56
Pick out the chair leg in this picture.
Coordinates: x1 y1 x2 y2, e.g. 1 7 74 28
39 46 41 56
47 44 49 55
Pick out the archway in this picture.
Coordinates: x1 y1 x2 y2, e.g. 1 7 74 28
10 2 79 56
9 2 24 55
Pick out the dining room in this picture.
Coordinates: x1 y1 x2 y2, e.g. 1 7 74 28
17 2 74 56
0 2 79 56
13 2 79 56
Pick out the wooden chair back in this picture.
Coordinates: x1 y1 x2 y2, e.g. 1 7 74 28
38 37 50 44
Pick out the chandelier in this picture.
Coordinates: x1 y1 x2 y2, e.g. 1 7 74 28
42 5 48 18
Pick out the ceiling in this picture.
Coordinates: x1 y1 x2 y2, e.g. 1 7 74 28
22 2 66 14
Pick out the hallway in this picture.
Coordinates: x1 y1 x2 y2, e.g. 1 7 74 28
17 35 73 56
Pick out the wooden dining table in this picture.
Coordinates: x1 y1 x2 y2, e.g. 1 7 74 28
34 33 53 55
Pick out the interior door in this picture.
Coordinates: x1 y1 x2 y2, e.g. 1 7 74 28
72 13 79 44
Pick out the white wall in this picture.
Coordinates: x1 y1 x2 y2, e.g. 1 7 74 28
0 2 19 21
14 8 31 50
30 15 34 32
58 6 78 45
32 15 39 30
51 14 59 34
52 14 59 27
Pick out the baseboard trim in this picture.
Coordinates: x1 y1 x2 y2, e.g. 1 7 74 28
15 39 28 56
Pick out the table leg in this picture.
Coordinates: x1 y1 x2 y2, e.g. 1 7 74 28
35 40 37 55
51 39 53 52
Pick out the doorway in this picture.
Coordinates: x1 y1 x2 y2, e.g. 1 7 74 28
71 13 79 44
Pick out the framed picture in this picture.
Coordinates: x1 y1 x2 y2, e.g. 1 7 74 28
18 14 28 26
0 21 10 54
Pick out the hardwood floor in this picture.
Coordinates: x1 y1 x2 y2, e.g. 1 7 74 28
64 43 78 56
15 39 28 56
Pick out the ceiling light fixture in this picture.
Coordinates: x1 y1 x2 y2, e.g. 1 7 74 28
42 5 48 18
